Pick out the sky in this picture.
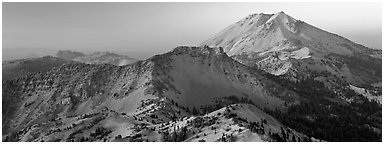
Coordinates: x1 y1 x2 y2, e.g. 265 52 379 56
2 2 382 60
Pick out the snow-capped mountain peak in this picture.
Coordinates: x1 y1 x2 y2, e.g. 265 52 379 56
266 11 297 24
201 12 306 56
202 11 381 87
202 11 376 57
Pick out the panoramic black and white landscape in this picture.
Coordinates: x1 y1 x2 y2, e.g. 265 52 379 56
2 2 382 142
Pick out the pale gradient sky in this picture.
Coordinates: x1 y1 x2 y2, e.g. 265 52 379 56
2 2 382 60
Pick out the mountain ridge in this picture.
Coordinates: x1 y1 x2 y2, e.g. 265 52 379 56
3 46 308 142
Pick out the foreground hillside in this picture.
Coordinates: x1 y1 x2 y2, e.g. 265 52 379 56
2 46 381 142
3 46 311 142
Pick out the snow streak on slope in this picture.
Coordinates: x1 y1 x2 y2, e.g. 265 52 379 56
349 85 382 104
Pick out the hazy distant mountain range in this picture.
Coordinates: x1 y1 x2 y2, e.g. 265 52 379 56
2 12 381 142
56 50 138 66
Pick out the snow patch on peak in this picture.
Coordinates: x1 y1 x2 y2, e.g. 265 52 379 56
266 11 297 24
349 85 382 104
265 12 298 34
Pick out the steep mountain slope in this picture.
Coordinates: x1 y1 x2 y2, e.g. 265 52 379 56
2 46 304 142
2 56 71 81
